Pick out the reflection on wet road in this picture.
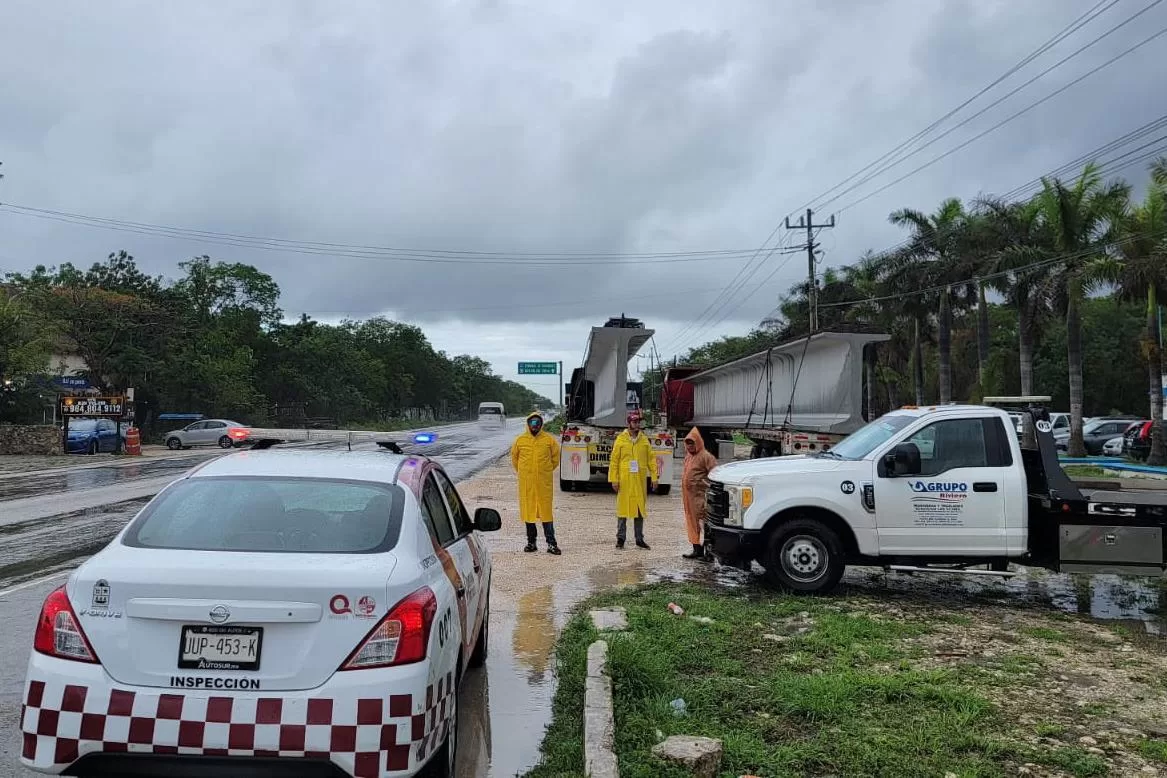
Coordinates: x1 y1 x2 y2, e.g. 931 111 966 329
0 453 213 501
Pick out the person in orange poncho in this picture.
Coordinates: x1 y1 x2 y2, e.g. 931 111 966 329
681 427 718 559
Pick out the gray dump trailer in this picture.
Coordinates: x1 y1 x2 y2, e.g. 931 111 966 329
665 331 889 459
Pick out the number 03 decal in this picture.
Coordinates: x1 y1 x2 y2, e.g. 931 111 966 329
437 608 453 648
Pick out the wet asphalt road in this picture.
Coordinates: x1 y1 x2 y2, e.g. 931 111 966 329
0 419 525 777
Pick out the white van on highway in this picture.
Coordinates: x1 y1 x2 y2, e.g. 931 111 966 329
477 401 506 428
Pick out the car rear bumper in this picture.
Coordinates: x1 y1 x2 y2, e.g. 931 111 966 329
19 652 453 777
705 521 762 561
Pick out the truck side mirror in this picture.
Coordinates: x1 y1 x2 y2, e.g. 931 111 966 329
883 442 922 476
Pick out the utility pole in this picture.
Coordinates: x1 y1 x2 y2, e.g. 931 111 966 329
784 208 836 333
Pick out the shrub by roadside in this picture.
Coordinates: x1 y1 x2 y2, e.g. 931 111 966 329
524 581 1167 778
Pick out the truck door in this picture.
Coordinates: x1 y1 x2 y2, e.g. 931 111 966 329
876 416 1011 555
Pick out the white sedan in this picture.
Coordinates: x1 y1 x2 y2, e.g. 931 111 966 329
1103 436 1125 456
20 444 497 777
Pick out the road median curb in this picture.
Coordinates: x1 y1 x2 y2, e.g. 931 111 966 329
584 639 618 778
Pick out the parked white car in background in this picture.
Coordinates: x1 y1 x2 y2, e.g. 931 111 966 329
20 446 499 777
164 419 247 450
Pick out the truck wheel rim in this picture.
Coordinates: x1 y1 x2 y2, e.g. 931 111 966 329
781 535 827 582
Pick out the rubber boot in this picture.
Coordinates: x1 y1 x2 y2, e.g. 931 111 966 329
683 544 704 559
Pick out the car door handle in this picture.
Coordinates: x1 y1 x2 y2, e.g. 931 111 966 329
973 482 998 492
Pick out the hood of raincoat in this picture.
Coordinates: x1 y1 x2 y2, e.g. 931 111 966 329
684 427 706 454
526 411 545 434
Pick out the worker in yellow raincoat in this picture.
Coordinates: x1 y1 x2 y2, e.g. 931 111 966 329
608 410 657 549
510 411 562 555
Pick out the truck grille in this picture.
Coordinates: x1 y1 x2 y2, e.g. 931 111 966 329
706 480 729 525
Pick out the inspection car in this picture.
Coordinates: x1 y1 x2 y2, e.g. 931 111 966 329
20 441 498 778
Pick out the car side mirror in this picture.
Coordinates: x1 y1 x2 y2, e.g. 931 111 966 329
883 442 922 476
473 507 502 532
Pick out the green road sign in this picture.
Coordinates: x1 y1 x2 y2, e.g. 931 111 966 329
518 361 559 375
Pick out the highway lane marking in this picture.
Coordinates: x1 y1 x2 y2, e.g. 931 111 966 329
0 570 73 599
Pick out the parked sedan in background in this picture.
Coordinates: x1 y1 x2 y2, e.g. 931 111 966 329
164 419 246 450
1054 418 1140 455
1103 435 1127 456
65 418 124 455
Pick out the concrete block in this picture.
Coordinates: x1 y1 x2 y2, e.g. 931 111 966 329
651 735 723 778
590 606 628 631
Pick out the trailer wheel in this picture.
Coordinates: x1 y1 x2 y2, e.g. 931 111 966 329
762 518 845 594
654 484 671 496
560 479 574 492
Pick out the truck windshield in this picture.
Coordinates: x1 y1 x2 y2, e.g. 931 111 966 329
826 413 915 460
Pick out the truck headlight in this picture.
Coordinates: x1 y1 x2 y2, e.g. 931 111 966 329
725 485 753 526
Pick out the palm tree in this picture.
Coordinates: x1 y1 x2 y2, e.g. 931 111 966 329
1108 176 1167 463
1034 164 1130 457
888 198 972 404
977 196 1055 446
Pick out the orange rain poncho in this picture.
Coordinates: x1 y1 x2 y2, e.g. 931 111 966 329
510 411 560 523
681 427 719 545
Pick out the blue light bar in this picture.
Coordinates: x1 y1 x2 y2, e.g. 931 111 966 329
413 432 438 444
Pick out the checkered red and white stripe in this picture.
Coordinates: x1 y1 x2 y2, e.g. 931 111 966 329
21 671 456 777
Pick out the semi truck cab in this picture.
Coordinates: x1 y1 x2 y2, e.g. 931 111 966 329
705 397 1167 592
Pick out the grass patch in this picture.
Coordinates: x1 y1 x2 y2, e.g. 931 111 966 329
1032 746 1109 777
1035 722 1067 737
1021 626 1070 643
1063 465 1112 478
524 582 1084 778
1138 738 1167 763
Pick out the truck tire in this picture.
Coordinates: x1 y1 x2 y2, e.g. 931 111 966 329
560 479 574 492
655 484 671 496
762 518 846 594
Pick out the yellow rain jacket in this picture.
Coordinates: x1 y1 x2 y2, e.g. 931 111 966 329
608 429 658 519
510 412 560 524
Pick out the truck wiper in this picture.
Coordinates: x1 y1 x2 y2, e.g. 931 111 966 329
817 450 843 460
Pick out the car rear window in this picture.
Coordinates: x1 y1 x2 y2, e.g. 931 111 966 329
123 477 405 554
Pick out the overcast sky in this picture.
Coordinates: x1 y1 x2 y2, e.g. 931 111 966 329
2 0 1164 399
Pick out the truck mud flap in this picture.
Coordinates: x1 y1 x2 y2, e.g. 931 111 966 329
1058 524 1166 577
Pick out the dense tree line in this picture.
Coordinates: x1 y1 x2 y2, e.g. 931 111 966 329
675 159 1167 461
0 252 552 433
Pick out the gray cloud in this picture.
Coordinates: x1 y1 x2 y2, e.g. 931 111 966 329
1 0 1164 391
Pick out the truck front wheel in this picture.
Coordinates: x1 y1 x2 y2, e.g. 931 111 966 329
762 518 846 594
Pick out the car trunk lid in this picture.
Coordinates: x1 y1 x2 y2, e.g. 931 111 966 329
71 546 400 691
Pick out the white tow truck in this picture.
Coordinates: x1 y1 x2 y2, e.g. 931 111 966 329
704 397 1167 592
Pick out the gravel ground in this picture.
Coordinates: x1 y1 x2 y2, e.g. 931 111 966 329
456 457 691 601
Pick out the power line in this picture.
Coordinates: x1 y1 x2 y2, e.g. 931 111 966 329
834 22 1167 215
821 0 1167 213
996 112 1167 201
655 234 801 353
662 2 1138 357
801 0 1123 215
0 203 770 266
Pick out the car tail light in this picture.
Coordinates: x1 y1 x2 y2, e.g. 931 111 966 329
340 587 437 670
34 586 98 664
228 427 250 441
